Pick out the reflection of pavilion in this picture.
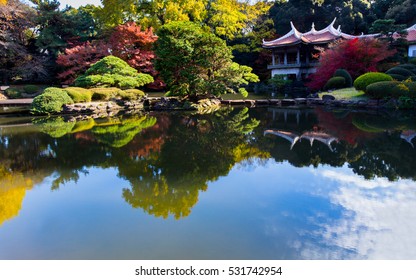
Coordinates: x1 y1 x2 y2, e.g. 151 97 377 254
264 129 338 151
401 130 416 148
268 107 314 125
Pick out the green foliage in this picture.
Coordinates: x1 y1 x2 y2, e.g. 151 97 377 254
34 117 75 138
90 87 122 101
409 58 416 65
23 85 40 94
333 69 353 87
74 56 154 89
4 88 23 99
268 74 290 91
30 87 74 115
397 64 416 74
388 74 406 81
155 21 258 98
118 89 146 101
386 67 414 78
366 81 416 99
354 72 393 92
324 77 346 91
92 116 157 148
63 87 93 103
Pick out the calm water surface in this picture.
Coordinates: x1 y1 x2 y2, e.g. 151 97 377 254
0 107 415 259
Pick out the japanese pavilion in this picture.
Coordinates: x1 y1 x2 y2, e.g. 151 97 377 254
262 18 377 80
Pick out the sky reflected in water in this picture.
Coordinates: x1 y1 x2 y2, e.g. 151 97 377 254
0 108 415 259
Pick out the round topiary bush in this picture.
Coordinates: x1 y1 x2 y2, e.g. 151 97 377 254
397 64 416 74
31 87 74 115
333 69 352 87
366 81 416 99
353 72 393 92
386 67 414 78
324 77 346 90
63 87 93 103
4 88 23 99
388 74 406 81
23 85 40 94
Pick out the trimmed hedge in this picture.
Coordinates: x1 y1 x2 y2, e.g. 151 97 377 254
23 85 40 94
63 87 93 103
333 69 352 87
354 72 393 92
118 89 146 100
397 64 416 74
386 67 414 78
31 87 74 115
4 88 23 99
388 74 406 81
366 81 416 99
91 87 121 101
324 77 346 90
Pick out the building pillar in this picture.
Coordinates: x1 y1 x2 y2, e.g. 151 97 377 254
296 49 300 64
272 52 276 66
284 52 287 65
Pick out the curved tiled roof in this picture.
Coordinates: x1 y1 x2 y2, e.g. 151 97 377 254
406 24 416 42
263 18 378 48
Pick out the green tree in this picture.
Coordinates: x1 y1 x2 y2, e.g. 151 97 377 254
155 21 258 98
74 55 154 88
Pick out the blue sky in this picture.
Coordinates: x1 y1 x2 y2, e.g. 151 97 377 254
59 0 101 8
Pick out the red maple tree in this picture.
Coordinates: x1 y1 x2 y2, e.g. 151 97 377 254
307 38 395 90
56 22 165 89
56 41 110 84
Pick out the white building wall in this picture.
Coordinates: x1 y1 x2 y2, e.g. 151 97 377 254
409 44 416 57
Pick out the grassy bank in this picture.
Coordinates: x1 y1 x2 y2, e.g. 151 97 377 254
319 87 367 100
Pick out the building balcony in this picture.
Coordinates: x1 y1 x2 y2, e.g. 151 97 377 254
267 62 319 70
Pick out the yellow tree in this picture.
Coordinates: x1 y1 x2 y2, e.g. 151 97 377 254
99 0 249 40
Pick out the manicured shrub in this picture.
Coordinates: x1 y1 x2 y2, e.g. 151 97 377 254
409 58 416 65
91 87 121 101
324 77 346 90
23 85 40 94
63 87 93 103
74 56 154 89
118 89 146 100
388 74 406 81
31 87 74 115
366 81 416 99
4 88 23 99
397 64 416 74
353 72 393 92
333 69 352 87
386 67 414 78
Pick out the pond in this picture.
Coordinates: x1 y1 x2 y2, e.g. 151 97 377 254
0 107 416 260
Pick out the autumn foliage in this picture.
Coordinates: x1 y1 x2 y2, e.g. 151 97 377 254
57 22 164 89
307 38 395 90
56 41 110 84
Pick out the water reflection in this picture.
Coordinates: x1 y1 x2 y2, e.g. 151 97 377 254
0 107 416 259
296 169 416 259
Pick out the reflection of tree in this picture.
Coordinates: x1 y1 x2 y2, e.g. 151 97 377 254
1 107 415 225
92 116 157 148
0 167 34 226
119 108 264 219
